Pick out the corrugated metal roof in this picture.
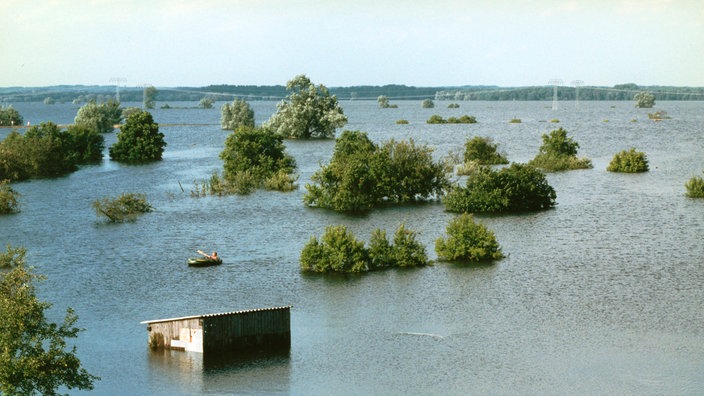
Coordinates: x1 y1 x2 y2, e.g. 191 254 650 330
140 306 292 325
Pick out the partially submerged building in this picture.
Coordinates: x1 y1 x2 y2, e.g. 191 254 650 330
141 306 291 354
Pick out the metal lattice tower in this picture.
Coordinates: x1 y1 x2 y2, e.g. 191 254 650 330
548 79 563 110
109 77 126 102
572 80 583 109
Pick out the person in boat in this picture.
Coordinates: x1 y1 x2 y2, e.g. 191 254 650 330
197 250 219 261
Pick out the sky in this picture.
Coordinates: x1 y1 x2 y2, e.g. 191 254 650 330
1 0 702 88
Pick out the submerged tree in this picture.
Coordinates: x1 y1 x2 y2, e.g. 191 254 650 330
0 105 23 126
74 100 121 134
462 136 508 165
92 192 153 222
0 180 21 214
528 127 592 171
685 171 704 198
221 99 255 130
265 74 347 139
607 148 649 173
634 91 655 108
0 245 99 394
444 163 556 213
304 130 449 212
109 110 165 162
435 213 504 263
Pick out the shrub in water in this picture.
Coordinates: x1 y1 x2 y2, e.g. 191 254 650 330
92 193 153 222
435 213 504 263
685 172 704 198
528 128 592 172
0 180 20 214
463 136 508 165
607 148 649 173
444 163 556 213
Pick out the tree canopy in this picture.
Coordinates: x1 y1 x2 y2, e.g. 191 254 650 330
444 163 556 213
462 136 508 165
634 91 655 108
0 105 23 126
0 245 99 394
300 223 428 273
109 110 165 162
265 75 347 139
304 130 450 212
219 126 296 188
528 127 592 172
607 148 649 173
435 213 504 263
0 180 21 214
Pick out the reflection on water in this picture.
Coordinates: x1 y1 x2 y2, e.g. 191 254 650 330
1 101 703 394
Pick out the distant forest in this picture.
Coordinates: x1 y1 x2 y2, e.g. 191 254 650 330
2 83 703 103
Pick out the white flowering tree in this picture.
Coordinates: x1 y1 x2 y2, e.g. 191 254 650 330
265 75 347 139
221 99 255 130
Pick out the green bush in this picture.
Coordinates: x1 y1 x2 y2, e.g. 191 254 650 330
435 213 504 263
509 118 521 123
528 127 592 172
426 115 477 124
444 163 556 213
396 119 409 124
685 173 704 198
300 225 368 273
0 180 20 214
448 103 460 108
607 148 649 173
304 130 449 212
463 136 508 165
109 110 165 162
218 126 296 193
421 99 434 108
0 244 26 268
634 92 655 108
92 193 153 222
0 105 23 126
456 160 481 176
300 224 429 273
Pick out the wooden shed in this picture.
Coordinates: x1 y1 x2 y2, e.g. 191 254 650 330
141 306 291 354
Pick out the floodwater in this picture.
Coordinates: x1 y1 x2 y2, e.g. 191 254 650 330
2 99 703 395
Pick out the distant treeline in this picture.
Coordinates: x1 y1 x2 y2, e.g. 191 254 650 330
2 83 703 103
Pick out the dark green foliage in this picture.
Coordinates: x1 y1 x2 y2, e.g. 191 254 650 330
378 95 390 108
66 125 105 163
685 172 704 198
448 103 460 108
221 99 255 130
0 180 21 214
435 213 504 262
0 105 23 126
109 110 166 162
607 148 649 173
528 127 592 171
218 126 296 193
300 225 369 273
199 97 214 109
421 99 434 108
444 163 556 213
426 115 477 124
634 91 655 108
0 246 99 394
304 130 449 212
92 192 153 222
300 224 428 273
463 136 508 165
391 223 428 267
265 74 347 139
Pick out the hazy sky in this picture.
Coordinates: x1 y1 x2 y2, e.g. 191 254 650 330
1 0 702 88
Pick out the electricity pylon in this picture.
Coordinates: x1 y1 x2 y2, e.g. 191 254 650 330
109 77 126 102
548 79 563 110
572 80 583 109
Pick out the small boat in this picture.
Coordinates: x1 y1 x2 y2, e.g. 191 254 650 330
187 257 223 267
